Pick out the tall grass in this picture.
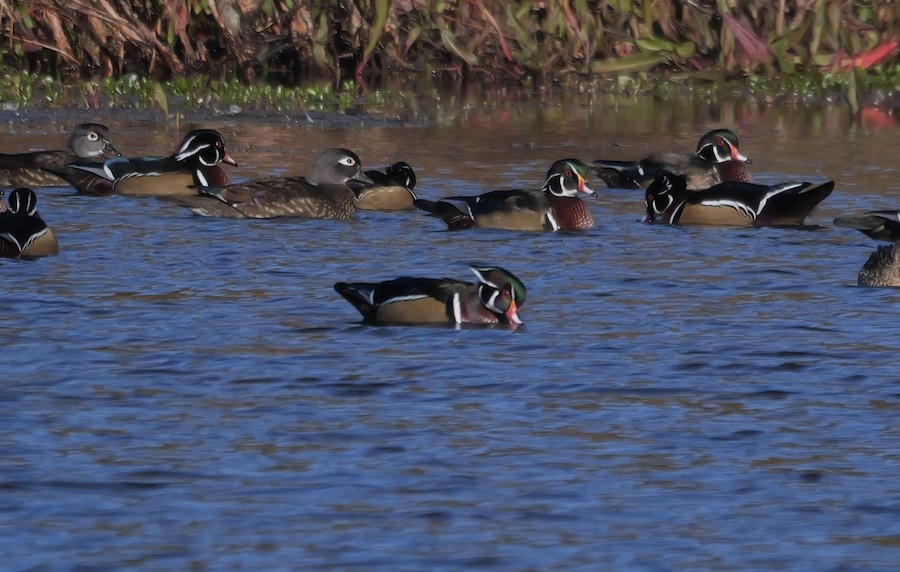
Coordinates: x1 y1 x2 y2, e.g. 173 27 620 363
2 0 898 88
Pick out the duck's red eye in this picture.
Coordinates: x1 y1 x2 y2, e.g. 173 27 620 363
502 286 512 299
717 139 726 146
565 169 573 178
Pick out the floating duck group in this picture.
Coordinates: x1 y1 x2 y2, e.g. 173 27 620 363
0 124 894 325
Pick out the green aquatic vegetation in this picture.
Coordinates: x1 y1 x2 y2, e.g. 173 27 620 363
0 73 398 114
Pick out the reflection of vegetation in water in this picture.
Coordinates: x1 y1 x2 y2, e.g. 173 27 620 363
2 1 899 112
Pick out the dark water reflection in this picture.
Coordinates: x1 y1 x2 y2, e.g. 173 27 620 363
3 96 900 569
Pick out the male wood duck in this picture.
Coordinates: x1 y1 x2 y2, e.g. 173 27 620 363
161 147 373 219
857 240 900 287
413 159 597 231
644 172 834 226
351 161 418 211
833 211 900 242
334 265 526 327
0 188 59 259
66 129 237 196
594 128 752 190
0 123 120 189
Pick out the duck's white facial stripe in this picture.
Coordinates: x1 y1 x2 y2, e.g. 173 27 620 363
470 267 498 289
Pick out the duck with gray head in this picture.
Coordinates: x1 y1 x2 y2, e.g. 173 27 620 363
162 147 373 219
0 123 120 191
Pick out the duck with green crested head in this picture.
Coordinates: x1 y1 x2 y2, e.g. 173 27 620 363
644 172 833 227
351 161 418 211
64 129 237 196
334 265 526 327
594 128 752 190
0 188 59 259
414 159 597 231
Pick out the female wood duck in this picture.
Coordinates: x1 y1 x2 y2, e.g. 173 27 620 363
644 172 834 226
594 128 752 190
162 148 373 219
0 188 59 259
352 161 417 211
66 129 237 196
413 159 597 231
334 265 526 327
857 240 900 287
833 211 900 242
0 123 120 189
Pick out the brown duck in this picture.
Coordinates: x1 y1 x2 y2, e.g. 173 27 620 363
162 148 373 219
0 123 120 190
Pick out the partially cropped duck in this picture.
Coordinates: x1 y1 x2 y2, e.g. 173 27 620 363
833 210 900 287
162 147 372 219
856 241 900 287
351 161 417 211
334 265 526 327
66 129 237 196
644 172 833 227
834 211 900 242
0 188 59 259
414 159 597 231
0 123 120 189
594 128 752 190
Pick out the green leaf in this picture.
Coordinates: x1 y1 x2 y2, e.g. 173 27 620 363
847 68 859 117
674 41 696 59
363 0 390 62
590 52 668 74
634 37 675 52
440 28 479 66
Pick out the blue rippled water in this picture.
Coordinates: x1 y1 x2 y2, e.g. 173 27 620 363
3 98 900 570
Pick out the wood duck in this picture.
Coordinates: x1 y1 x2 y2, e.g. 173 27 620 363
334 265 526 327
594 128 752 190
644 172 834 227
856 240 900 287
0 188 59 259
413 159 597 231
66 129 237 196
161 148 373 219
351 161 417 211
0 123 120 189
833 211 900 242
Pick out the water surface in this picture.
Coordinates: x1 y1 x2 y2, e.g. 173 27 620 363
2 96 900 570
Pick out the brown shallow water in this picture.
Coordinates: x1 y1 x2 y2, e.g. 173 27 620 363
3 95 900 570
